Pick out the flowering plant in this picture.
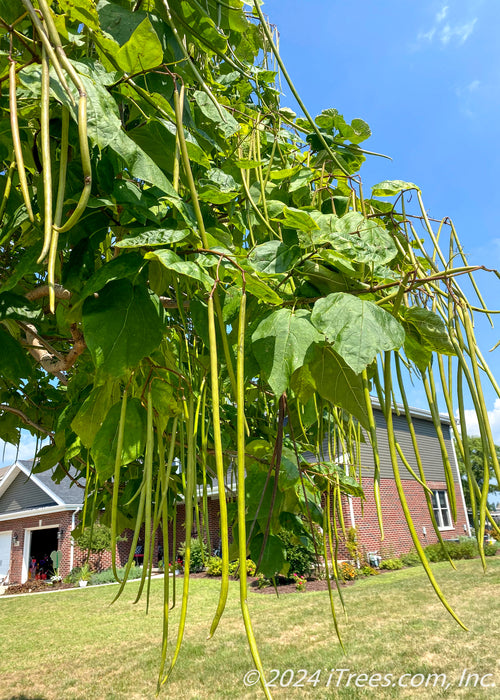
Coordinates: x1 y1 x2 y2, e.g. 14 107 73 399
292 573 307 592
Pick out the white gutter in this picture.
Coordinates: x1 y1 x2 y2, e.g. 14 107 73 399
0 504 82 522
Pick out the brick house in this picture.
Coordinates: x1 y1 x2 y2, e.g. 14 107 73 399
173 402 470 566
0 461 132 584
0 401 469 582
306 402 470 562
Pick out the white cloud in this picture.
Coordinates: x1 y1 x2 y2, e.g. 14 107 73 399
417 6 477 47
436 5 449 23
440 19 477 45
458 398 500 445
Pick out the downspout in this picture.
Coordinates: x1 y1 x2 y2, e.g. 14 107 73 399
450 435 471 536
348 496 356 529
69 507 81 571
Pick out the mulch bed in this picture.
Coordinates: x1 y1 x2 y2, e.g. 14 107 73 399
3 580 75 595
250 577 355 594
186 571 355 594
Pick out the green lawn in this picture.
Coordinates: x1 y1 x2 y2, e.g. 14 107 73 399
0 558 499 699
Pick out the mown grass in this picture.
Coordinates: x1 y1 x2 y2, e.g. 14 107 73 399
0 558 499 700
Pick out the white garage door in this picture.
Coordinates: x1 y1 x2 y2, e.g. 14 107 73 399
0 531 12 579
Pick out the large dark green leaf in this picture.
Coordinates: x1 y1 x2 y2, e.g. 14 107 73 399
402 307 456 355
0 292 42 322
193 91 240 137
249 533 288 578
58 0 100 32
311 293 405 374
80 252 144 300
91 398 147 482
115 228 191 248
145 250 214 291
280 206 320 232
252 309 323 396
334 212 397 265
71 382 120 449
247 241 301 275
115 17 163 73
82 280 164 376
303 344 369 428
0 327 32 382
372 180 419 196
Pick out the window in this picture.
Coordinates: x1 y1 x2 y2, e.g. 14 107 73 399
431 490 452 530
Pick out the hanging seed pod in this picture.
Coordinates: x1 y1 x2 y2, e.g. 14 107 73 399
9 58 34 222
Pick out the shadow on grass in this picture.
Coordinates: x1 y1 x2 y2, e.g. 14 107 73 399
6 696 48 699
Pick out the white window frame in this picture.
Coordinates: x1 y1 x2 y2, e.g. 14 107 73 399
431 489 454 531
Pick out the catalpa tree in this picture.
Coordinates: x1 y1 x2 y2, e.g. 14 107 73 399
0 1 498 695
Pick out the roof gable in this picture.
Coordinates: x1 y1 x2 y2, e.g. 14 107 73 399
0 461 84 513
0 470 57 514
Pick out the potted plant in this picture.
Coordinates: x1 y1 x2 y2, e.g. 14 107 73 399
78 563 92 587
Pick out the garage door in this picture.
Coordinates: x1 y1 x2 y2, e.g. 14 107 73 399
0 531 12 579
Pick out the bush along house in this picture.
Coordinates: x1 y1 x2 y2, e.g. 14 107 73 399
304 401 470 565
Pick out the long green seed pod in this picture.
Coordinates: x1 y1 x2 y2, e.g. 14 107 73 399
172 84 184 193
9 59 34 222
235 290 271 699
383 352 467 630
206 294 230 638
111 388 128 583
361 369 384 539
38 46 53 264
322 505 345 651
20 0 74 102
326 485 347 618
394 355 456 568
36 0 91 234
456 366 478 532
157 426 170 688
48 106 69 313
460 308 500 488
111 474 147 604
0 152 16 226
422 370 457 520
173 81 230 634
134 389 154 605
160 396 195 686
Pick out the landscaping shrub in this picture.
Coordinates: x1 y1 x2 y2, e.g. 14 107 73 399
90 564 142 585
400 550 422 567
231 559 257 578
65 564 143 585
177 540 209 573
360 565 379 576
339 562 357 580
277 529 317 578
380 558 403 570
484 542 498 556
425 538 479 562
206 557 223 576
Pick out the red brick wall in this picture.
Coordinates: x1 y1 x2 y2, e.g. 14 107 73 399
0 510 137 584
0 510 75 584
344 477 469 560
163 497 223 564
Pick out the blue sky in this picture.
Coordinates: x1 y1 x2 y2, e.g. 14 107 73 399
263 0 500 443
2 1 500 468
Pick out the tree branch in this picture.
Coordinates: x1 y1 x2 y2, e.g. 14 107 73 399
0 404 54 438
